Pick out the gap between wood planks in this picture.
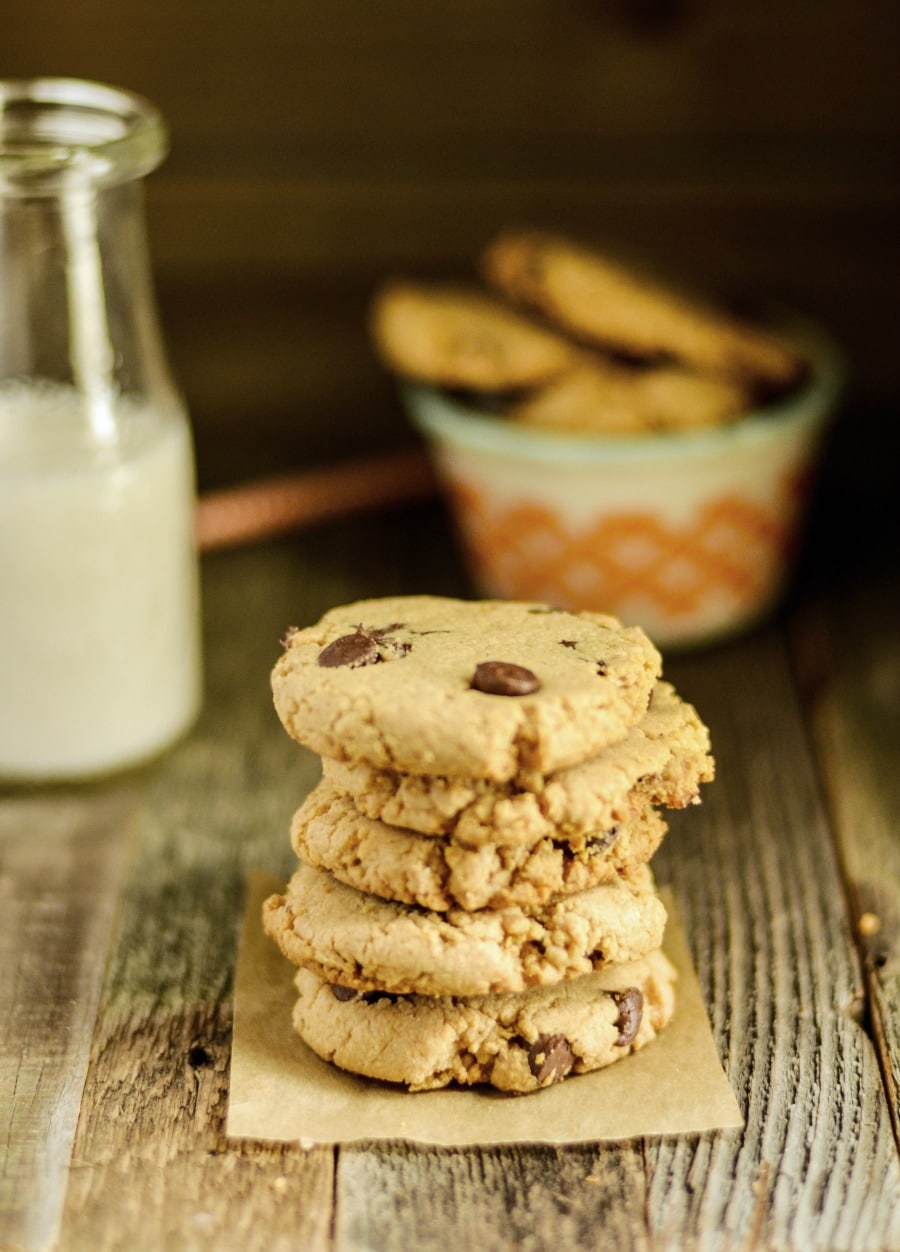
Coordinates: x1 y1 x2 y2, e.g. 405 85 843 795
786 592 900 1157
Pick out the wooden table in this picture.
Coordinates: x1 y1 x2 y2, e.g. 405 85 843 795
3 497 899 1251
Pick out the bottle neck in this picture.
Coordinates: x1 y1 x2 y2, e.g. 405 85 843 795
0 79 180 441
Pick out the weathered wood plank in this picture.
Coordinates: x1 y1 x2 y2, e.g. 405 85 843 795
0 787 138 1252
327 620 899 1252
336 1143 649 1252
647 629 900 1251
15 515 896 1250
60 1003 335 1252
55 545 340 1251
792 569 900 1145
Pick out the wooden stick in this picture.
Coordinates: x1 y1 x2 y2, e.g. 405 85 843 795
195 446 437 553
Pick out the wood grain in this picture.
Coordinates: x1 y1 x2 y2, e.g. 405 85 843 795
650 632 900 1250
55 548 330 1251
322 620 900 1251
3 509 899 1249
337 1143 649 1252
792 570 900 1147
0 788 139 1252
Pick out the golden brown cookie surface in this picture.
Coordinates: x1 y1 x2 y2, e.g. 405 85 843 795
262 861 666 997
272 596 662 783
290 948 676 1092
320 680 713 845
509 360 751 434
482 229 804 393
369 279 579 390
291 782 668 912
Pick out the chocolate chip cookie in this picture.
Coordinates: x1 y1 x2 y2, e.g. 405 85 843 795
290 947 676 1092
272 596 662 783
482 229 804 395
369 279 580 390
508 360 751 435
291 780 668 912
320 681 712 846
262 861 666 998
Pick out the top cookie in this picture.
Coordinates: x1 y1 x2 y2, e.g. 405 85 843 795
482 230 804 395
272 596 661 782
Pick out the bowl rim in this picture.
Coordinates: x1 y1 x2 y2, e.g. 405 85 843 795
403 311 846 467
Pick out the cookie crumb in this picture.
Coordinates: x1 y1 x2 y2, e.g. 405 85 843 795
279 626 299 649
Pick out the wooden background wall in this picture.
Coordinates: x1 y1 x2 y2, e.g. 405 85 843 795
5 2 899 495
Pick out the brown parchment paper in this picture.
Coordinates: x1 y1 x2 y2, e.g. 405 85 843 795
226 872 743 1146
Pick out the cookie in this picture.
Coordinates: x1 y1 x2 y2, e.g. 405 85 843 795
509 360 750 435
272 596 662 783
482 229 804 394
369 279 579 391
291 781 668 912
291 947 677 1092
262 860 666 998
320 680 713 846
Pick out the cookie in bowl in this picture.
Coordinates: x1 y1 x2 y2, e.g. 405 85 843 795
370 233 843 648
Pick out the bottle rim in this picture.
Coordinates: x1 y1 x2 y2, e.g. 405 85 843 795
0 78 168 194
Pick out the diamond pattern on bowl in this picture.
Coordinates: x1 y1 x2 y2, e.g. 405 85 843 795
449 474 807 623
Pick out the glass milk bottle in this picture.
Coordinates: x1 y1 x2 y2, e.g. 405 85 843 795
0 79 202 780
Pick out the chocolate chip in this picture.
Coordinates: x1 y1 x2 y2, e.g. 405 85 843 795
560 639 578 649
330 984 358 1001
471 660 541 696
596 660 608 676
318 622 413 667
612 987 643 1046
587 825 619 855
361 989 400 1005
318 627 382 668
527 1033 574 1084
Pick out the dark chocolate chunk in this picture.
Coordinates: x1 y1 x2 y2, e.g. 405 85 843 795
587 825 620 855
560 639 578 649
361 989 400 1005
612 987 643 1046
318 627 382 669
471 660 541 696
329 984 402 1006
527 1033 574 1084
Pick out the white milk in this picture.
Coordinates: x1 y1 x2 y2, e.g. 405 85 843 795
0 383 202 780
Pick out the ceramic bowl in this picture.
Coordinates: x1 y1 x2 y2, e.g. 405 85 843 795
403 315 844 649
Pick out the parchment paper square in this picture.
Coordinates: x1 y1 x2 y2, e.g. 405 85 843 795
227 872 742 1146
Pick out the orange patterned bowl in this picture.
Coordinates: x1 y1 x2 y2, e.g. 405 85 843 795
403 316 844 649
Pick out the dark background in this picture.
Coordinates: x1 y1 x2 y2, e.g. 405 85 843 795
6 0 899 550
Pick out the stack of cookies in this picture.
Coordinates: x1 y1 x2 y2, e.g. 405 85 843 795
263 595 714 1094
